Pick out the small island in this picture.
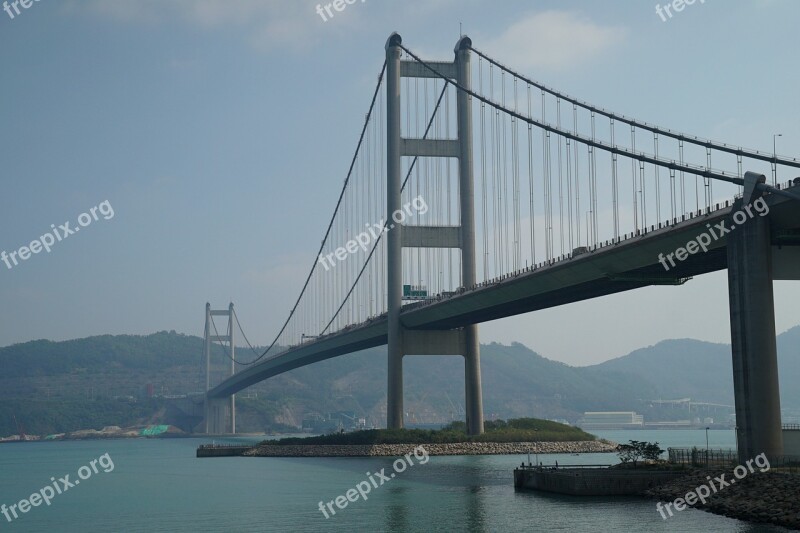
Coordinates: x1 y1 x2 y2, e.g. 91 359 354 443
239 418 616 458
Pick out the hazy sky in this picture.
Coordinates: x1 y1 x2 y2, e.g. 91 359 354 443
1 0 798 366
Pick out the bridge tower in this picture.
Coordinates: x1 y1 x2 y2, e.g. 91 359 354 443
204 302 236 434
385 33 484 435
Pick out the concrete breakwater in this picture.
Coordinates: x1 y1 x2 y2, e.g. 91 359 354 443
646 469 800 530
197 444 252 457
515 466 685 496
244 440 616 458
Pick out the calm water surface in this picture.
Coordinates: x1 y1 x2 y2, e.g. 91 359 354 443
0 430 788 532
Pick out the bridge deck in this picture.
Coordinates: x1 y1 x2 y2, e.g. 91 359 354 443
208 185 800 399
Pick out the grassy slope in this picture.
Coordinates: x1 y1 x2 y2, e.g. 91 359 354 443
262 418 598 445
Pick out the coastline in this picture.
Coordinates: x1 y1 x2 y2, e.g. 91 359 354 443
646 469 800 530
0 424 187 443
244 440 617 457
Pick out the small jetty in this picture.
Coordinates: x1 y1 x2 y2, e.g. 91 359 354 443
196 444 253 458
513 463 684 496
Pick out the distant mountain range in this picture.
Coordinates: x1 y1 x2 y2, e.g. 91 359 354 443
0 327 798 436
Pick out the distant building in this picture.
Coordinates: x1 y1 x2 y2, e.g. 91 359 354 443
643 420 692 429
578 411 644 429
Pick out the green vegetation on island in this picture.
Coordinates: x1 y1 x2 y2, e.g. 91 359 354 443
261 418 598 446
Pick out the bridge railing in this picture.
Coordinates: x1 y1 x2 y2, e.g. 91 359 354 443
668 447 800 473
197 443 252 449
668 447 738 467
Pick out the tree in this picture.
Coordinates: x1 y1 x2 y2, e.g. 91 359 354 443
616 441 642 467
616 440 663 467
642 442 664 462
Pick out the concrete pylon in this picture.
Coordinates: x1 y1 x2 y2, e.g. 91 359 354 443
727 172 783 461
385 33 404 432
204 302 236 435
384 33 484 435
456 36 484 436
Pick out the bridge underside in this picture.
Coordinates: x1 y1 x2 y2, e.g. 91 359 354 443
209 184 800 403
208 320 388 399
403 189 800 330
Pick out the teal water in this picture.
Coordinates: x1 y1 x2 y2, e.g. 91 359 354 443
0 430 788 532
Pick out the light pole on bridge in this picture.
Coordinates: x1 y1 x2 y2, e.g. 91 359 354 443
773 133 782 185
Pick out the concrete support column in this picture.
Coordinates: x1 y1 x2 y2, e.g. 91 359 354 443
207 398 229 435
386 33 404 430
464 326 483 435
229 302 236 435
727 195 783 461
455 36 484 435
204 303 211 434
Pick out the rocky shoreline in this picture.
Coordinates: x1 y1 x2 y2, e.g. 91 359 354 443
0 425 186 443
244 440 617 457
646 469 800 530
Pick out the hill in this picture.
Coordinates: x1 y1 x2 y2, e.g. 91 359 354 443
589 328 800 407
1 327 798 436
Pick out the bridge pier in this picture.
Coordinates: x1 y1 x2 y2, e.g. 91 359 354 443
385 33 484 435
727 172 783 462
463 325 483 435
386 340 404 431
206 397 231 435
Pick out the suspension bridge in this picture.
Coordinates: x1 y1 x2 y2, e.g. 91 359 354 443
201 33 800 463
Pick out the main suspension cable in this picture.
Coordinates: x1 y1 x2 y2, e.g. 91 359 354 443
320 83 449 335
398 44 797 194
233 62 387 366
468 46 800 169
